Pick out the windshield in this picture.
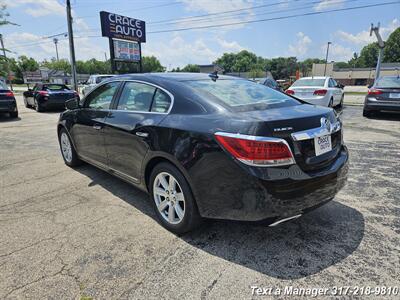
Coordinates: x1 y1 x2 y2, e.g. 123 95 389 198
292 78 326 87
44 84 70 91
96 76 114 84
185 79 300 111
376 76 400 88
0 81 8 90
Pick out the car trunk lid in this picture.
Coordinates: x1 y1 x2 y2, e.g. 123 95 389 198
372 87 400 101
235 104 341 171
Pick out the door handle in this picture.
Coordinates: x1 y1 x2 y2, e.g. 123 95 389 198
136 131 149 138
93 124 102 130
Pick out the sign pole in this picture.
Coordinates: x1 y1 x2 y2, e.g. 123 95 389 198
109 38 116 74
139 42 143 73
66 0 77 91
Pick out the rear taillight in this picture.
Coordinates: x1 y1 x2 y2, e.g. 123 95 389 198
215 132 295 166
368 88 383 95
39 91 49 97
313 89 327 96
286 89 295 95
5 91 14 97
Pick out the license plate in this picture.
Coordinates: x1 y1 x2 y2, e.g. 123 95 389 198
314 135 332 156
389 93 400 99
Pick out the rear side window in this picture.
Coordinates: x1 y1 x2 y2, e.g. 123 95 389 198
117 82 156 112
85 81 120 109
292 79 326 87
151 89 171 113
376 77 400 88
0 81 8 89
186 79 300 111
43 84 69 91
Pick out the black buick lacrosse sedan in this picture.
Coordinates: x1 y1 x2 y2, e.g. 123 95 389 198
57 73 348 234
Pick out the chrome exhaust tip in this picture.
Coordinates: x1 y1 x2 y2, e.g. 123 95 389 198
268 214 302 227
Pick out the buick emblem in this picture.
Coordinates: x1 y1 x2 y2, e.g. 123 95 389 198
320 117 331 132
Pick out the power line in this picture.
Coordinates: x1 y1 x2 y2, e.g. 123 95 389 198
147 1 400 34
147 0 358 27
58 0 361 35
74 1 182 20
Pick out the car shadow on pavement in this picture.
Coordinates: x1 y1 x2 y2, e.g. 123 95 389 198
366 111 400 121
0 114 21 122
77 164 364 280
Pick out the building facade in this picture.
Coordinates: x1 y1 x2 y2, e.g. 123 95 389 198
312 63 400 86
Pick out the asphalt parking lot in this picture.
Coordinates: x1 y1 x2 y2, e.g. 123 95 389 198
0 95 399 299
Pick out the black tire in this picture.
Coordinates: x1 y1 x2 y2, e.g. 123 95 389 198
35 99 44 112
149 162 202 234
58 128 82 167
9 111 18 118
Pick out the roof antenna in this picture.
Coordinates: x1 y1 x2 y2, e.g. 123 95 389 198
209 70 219 82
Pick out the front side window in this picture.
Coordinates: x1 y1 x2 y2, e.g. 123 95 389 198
186 79 300 111
117 82 156 112
151 89 171 113
85 81 120 109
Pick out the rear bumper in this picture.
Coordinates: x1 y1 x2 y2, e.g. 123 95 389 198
39 99 70 110
296 96 329 107
191 146 348 222
364 96 400 111
0 100 17 112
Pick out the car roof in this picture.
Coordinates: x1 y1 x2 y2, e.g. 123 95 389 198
298 76 328 80
110 72 245 82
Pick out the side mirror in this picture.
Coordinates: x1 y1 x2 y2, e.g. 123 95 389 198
65 98 80 110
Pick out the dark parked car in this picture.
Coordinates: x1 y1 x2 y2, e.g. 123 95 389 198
364 76 400 117
23 83 79 112
57 73 348 234
260 77 283 92
0 81 18 118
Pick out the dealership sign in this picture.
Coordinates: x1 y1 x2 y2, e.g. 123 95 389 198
100 11 146 43
113 39 140 62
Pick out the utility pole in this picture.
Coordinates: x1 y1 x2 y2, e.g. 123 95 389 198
104 52 107 61
66 0 77 91
0 34 13 91
324 42 332 76
370 23 385 85
53 38 59 61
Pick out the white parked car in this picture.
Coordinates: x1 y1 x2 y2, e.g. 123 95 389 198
286 76 344 107
82 74 115 96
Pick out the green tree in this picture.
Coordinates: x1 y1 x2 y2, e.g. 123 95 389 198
334 61 350 69
383 27 400 63
358 42 380 67
248 69 264 79
214 52 236 73
142 56 165 72
41 58 70 73
181 64 200 72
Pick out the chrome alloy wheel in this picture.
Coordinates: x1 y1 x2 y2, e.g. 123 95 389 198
153 172 185 225
60 132 73 163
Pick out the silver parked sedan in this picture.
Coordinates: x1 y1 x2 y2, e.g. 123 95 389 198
286 76 344 108
363 76 400 117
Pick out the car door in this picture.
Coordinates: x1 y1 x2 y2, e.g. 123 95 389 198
71 81 121 166
329 78 341 104
102 81 172 183
25 84 39 106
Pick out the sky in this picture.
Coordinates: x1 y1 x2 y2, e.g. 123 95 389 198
1 0 399 69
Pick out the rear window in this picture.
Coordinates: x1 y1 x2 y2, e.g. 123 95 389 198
43 84 70 91
376 77 400 88
0 81 8 90
96 76 113 84
185 79 300 111
292 79 326 87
